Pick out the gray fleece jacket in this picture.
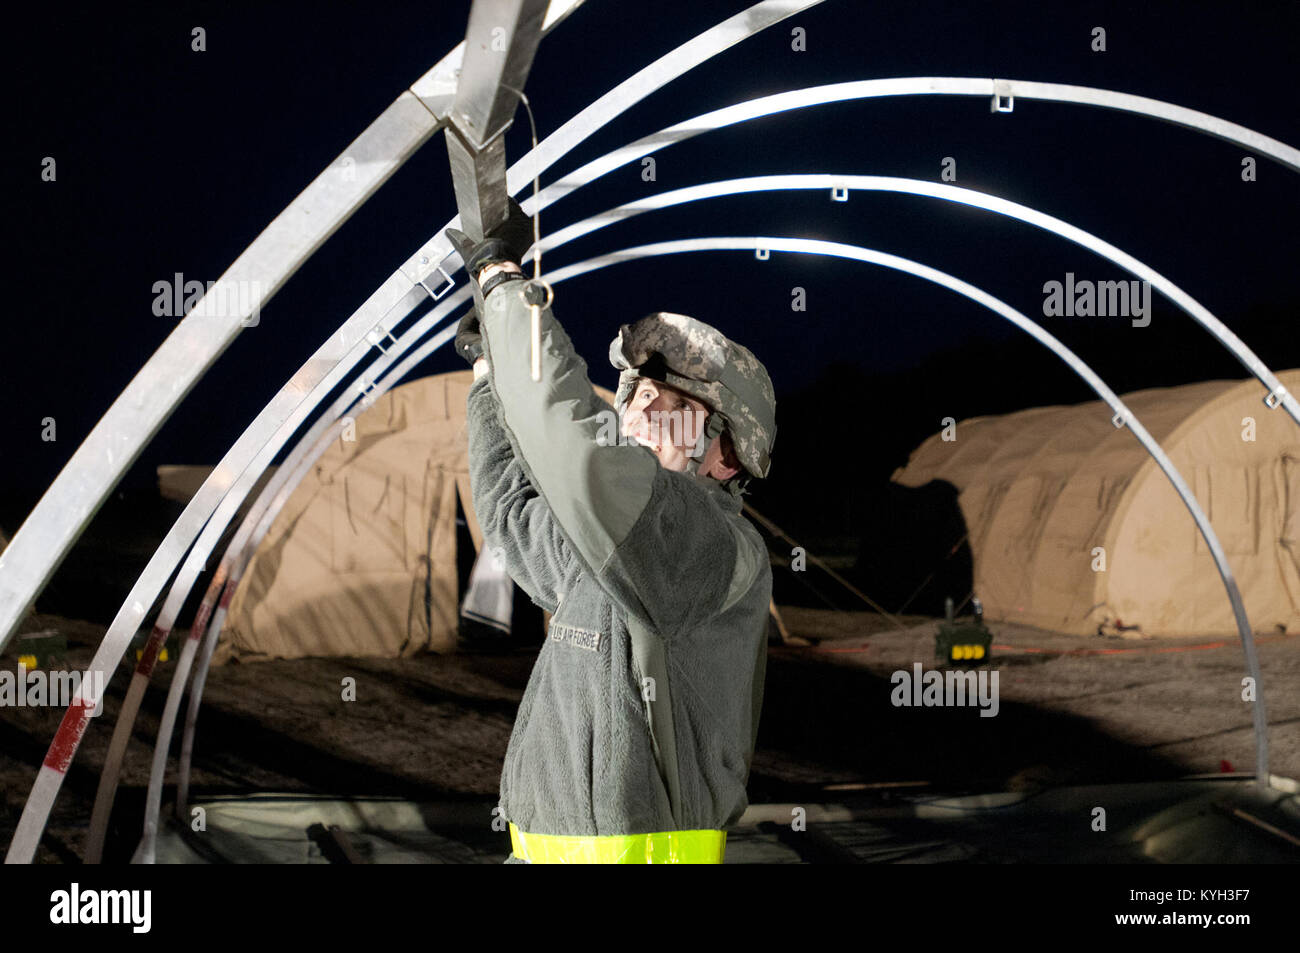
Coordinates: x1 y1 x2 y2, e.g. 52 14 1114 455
466 277 771 837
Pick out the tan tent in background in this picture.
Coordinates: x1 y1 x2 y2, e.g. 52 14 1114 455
892 370 1300 637
211 370 617 662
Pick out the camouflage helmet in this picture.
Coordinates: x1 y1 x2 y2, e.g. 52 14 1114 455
609 312 776 479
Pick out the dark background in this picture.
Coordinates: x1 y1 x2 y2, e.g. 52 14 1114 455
5 0 1298 622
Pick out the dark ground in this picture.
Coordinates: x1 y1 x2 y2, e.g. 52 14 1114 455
1 606 1295 863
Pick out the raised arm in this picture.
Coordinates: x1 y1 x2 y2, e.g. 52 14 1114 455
465 371 577 614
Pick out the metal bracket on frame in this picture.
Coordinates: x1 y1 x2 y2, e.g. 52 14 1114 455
755 248 770 260
1265 384 1289 409
991 79 1014 113
831 183 849 202
365 325 400 355
1111 410 1127 429
356 378 378 408
419 258 456 300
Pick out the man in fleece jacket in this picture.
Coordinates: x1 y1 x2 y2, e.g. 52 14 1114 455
446 204 776 864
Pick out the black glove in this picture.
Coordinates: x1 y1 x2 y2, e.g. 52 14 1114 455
445 197 534 278
454 308 484 366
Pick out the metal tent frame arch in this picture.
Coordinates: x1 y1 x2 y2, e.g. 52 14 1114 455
94 163 1298 861
129 218 1271 858
3 0 1297 861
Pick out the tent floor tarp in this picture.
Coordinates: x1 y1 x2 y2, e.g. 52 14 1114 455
154 777 1299 863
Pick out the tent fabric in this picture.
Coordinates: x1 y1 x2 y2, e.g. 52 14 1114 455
220 373 476 661
218 371 617 662
892 371 1300 637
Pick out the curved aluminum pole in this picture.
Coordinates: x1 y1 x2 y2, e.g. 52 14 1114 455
542 175 1300 429
80 304 458 864
173 320 465 824
531 78 1300 213
132 415 353 861
8 275 436 868
139 321 456 859
175 415 363 817
0 91 445 651
3 0 821 864
515 81 1298 419
156 236 1272 865
383 76 1300 302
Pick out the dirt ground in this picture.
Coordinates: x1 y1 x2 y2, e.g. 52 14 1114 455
1 608 1296 863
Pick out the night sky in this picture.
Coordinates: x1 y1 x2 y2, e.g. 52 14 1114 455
6 1 1299 616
